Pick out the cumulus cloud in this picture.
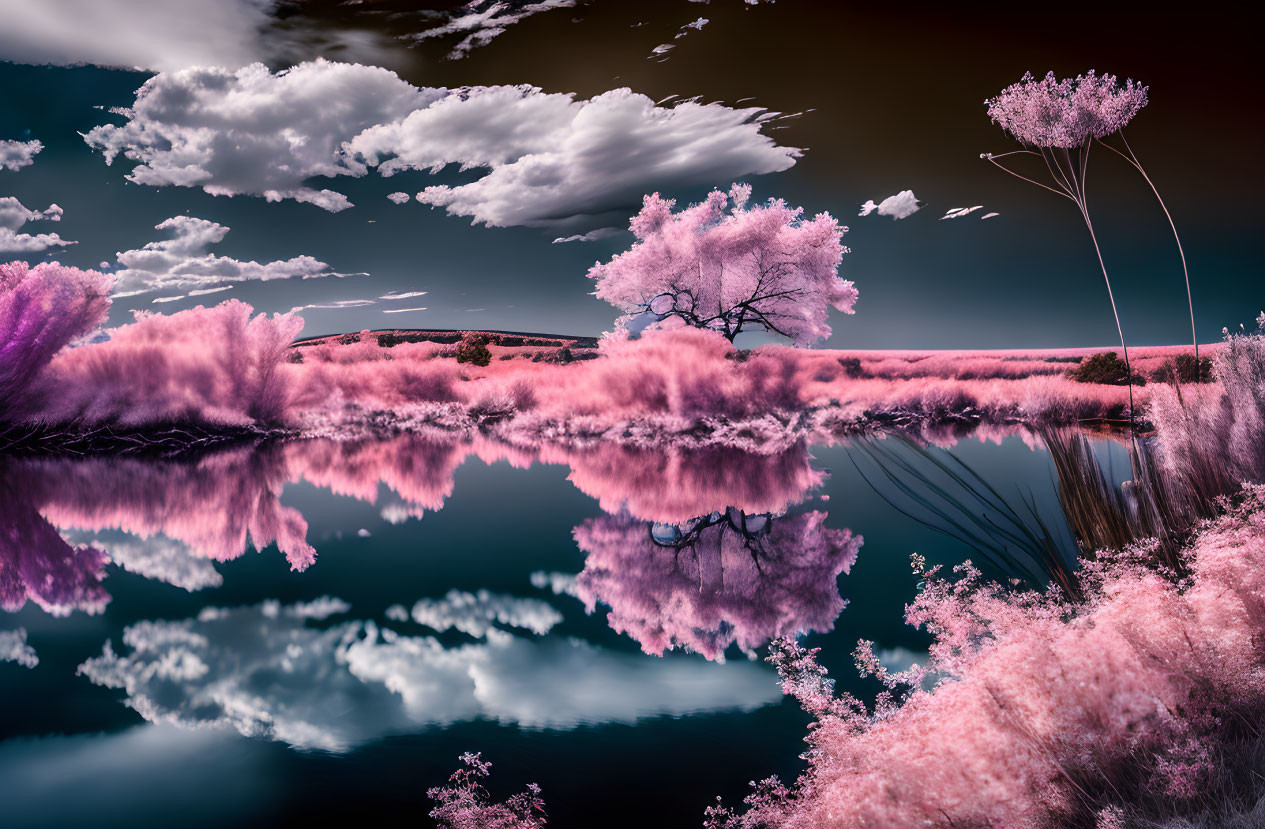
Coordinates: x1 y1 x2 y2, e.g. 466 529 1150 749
409 0 578 60
86 60 802 231
0 196 75 252
858 189 921 220
0 628 38 668
386 191 411 204
0 0 274 72
112 215 349 297
77 596 779 752
0 139 42 171
85 60 443 213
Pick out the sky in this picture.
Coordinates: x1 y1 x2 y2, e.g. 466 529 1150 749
0 0 1260 349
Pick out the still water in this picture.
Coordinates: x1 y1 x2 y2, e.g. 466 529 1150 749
0 429 1128 827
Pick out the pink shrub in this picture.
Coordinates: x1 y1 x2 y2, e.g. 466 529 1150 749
708 487 1265 827
0 261 112 422
428 752 546 829
29 300 304 428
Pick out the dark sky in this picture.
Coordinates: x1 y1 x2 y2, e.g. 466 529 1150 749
0 0 1260 348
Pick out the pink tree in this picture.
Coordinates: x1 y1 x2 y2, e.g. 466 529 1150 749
983 72 1150 426
589 184 856 345
574 509 861 660
0 261 112 422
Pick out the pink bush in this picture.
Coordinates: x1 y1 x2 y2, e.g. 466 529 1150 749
428 752 546 829
29 300 303 428
707 488 1265 827
0 261 112 422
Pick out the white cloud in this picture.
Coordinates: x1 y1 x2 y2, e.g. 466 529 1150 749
85 60 444 213
0 0 274 73
0 196 75 252
0 628 38 668
189 285 233 296
69 532 223 592
112 215 349 297
386 191 411 204
980 211 1000 220
78 596 780 752
551 227 623 244
375 87 800 229
381 306 427 313
0 139 42 171
380 290 428 300
87 61 801 231
409 0 578 60
858 189 921 220
940 205 984 220
530 570 579 597
408 588 563 637
288 299 376 314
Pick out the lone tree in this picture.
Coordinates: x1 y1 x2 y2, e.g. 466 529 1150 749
589 184 856 346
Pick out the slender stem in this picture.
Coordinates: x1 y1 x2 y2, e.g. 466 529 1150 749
986 157 1075 201
1100 132 1198 364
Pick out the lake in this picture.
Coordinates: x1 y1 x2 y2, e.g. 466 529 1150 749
0 427 1130 827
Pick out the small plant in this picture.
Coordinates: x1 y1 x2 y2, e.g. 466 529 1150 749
1068 351 1145 386
428 752 546 829
455 333 492 367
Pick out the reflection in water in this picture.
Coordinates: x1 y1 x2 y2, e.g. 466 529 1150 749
572 510 860 661
0 460 109 615
77 592 781 752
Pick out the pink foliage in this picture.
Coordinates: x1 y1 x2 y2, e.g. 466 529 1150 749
709 488 1265 827
574 510 860 660
590 185 855 345
0 261 112 422
428 752 546 829
986 70 1148 148
28 300 304 428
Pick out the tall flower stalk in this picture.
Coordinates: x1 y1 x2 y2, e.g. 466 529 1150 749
982 71 1149 432
1096 129 1198 364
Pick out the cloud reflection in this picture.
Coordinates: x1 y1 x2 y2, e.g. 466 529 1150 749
77 593 780 752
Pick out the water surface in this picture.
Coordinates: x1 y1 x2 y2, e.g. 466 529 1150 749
0 429 1128 827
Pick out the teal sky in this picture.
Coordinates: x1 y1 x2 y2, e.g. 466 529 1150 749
0 1 1259 348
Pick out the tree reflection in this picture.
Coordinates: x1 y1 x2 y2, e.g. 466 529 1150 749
573 506 860 661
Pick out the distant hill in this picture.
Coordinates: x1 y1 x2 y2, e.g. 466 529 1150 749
292 328 600 350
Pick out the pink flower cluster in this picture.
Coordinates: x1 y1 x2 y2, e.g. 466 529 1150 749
986 71 1148 148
